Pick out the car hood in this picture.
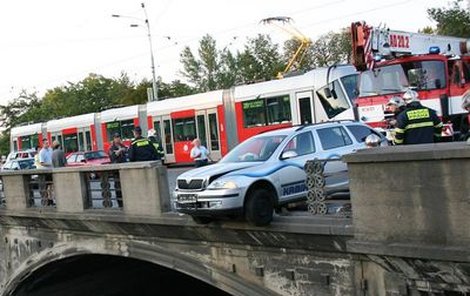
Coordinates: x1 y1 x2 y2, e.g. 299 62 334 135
178 162 260 181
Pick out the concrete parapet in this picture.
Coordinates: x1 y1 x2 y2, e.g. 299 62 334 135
2 174 29 211
344 142 470 251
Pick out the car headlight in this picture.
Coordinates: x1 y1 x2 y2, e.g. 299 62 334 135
207 180 238 190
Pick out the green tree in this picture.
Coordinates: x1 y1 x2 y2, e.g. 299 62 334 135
427 0 470 38
236 34 284 82
310 29 351 67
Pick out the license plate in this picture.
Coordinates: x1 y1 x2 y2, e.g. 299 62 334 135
177 194 197 203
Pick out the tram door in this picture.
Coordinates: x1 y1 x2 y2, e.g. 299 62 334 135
50 132 63 148
296 91 315 125
77 128 92 151
156 115 175 163
195 108 221 161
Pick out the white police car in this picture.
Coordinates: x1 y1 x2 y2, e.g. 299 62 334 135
175 121 386 226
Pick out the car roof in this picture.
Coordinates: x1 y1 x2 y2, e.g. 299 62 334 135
253 120 363 138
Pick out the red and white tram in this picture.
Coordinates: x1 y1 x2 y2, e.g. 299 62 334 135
10 65 359 164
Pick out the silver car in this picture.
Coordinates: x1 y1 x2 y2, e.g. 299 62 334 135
174 121 386 226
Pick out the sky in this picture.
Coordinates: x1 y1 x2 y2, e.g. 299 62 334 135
0 0 454 105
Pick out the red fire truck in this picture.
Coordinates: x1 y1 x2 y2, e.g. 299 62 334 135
351 21 470 139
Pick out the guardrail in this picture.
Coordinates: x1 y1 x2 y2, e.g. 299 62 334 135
0 162 170 216
304 159 351 217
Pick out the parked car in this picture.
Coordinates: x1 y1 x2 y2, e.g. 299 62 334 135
174 121 387 226
2 158 36 171
6 150 37 163
66 150 111 167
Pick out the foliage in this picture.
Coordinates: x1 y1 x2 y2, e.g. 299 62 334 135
310 29 352 67
427 0 470 38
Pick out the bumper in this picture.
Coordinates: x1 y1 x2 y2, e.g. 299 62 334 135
174 188 243 215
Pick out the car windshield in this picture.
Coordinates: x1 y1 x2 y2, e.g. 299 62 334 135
18 159 35 169
359 60 446 96
220 135 287 163
84 151 108 160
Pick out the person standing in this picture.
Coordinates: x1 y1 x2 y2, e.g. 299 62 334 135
148 135 165 161
394 90 443 145
190 138 212 167
108 133 128 163
128 126 159 162
39 139 53 168
51 141 67 168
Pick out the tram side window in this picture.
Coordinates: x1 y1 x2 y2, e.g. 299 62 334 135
316 80 350 119
463 61 470 82
13 140 18 151
64 134 79 153
266 96 291 125
121 120 135 140
106 122 121 140
21 136 32 150
173 118 196 142
85 131 92 151
243 99 266 128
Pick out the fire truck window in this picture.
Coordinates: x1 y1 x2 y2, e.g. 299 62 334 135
316 80 350 119
402 61 446 90
173 118 196 142
266 95 291 125
242 98 266 128
64 134 78 153
121 120 135 140
317 126 353 150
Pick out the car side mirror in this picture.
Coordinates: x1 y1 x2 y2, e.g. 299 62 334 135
281 150 298 160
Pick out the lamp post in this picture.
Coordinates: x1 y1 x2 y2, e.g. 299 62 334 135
112 3 158 101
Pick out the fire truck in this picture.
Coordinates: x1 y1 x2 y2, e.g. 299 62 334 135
351 22 470 139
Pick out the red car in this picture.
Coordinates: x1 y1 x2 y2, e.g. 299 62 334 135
66 150 111 167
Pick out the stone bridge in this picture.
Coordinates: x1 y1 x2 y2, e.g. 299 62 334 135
0 143 469 295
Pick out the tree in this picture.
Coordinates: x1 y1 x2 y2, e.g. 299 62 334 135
427 0 470 38
180 35 222 91
236 34 284 83
309 29 352 67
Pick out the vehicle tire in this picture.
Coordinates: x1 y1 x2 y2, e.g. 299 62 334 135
245 188 274 226
191 216 213 224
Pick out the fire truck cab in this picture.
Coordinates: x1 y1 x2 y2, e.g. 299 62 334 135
351 22 470 140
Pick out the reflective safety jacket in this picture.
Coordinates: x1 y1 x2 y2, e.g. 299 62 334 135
128 136 159 162
394 102 443 145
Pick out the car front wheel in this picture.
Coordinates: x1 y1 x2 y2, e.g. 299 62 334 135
245 188 274 226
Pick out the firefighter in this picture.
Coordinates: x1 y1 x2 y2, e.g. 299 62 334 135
459 91 470 141
128 126 159 162
385 96 406 128
148 134 165 161
394 90 443 145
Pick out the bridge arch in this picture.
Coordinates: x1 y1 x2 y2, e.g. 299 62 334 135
3 239 268 296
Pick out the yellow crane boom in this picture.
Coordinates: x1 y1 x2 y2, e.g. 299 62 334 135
261 17 312 79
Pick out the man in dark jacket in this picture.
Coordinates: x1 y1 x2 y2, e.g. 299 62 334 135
394 90 443 145
128 126 159 162
108 133 128 163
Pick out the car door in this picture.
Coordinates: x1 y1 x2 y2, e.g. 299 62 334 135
276 131 316 204
313 126 356 191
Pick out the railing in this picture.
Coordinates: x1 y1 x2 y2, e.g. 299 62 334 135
0 162 170 216
304 159 351 217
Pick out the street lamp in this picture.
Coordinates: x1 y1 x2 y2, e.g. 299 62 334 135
112 3 158 101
